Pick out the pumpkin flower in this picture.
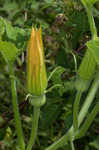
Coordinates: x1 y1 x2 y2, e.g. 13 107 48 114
27 27 47 96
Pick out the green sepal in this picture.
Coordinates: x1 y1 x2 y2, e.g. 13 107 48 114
29 94 46 107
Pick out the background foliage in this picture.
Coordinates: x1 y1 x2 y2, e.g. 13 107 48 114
0 0 99 149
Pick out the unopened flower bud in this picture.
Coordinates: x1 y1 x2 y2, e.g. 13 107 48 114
27 27 47 96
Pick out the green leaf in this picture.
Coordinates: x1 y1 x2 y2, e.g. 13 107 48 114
0 0 18 12
51 66 66 84
82 0 99 5
0 41 19 64
86 39 99 66
88 0 99 5
5 21 25 41
0 17 5 36
40 104 60 129
66 11 89 49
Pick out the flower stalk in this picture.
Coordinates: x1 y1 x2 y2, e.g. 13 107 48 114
26 107 40 150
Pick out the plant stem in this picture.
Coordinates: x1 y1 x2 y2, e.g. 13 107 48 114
81 0 97 39
78 74 99 126
26 106 40 150
70 140 75 150
73 90 82 131
75 102 99 139
10 66 25 150
45 132 69 150
87 6 97 39
45 75 99 150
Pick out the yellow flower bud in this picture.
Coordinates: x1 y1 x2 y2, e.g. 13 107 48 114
27 27 47 96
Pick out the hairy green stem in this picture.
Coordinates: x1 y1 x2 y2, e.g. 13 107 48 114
10 66 25 150
73 91 82 131
45 75 99 150
26 107 40 150
75 102 99 139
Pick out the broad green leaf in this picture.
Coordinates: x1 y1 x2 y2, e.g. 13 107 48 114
86 39 99 65
0 41 19 64
5 20 25 41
